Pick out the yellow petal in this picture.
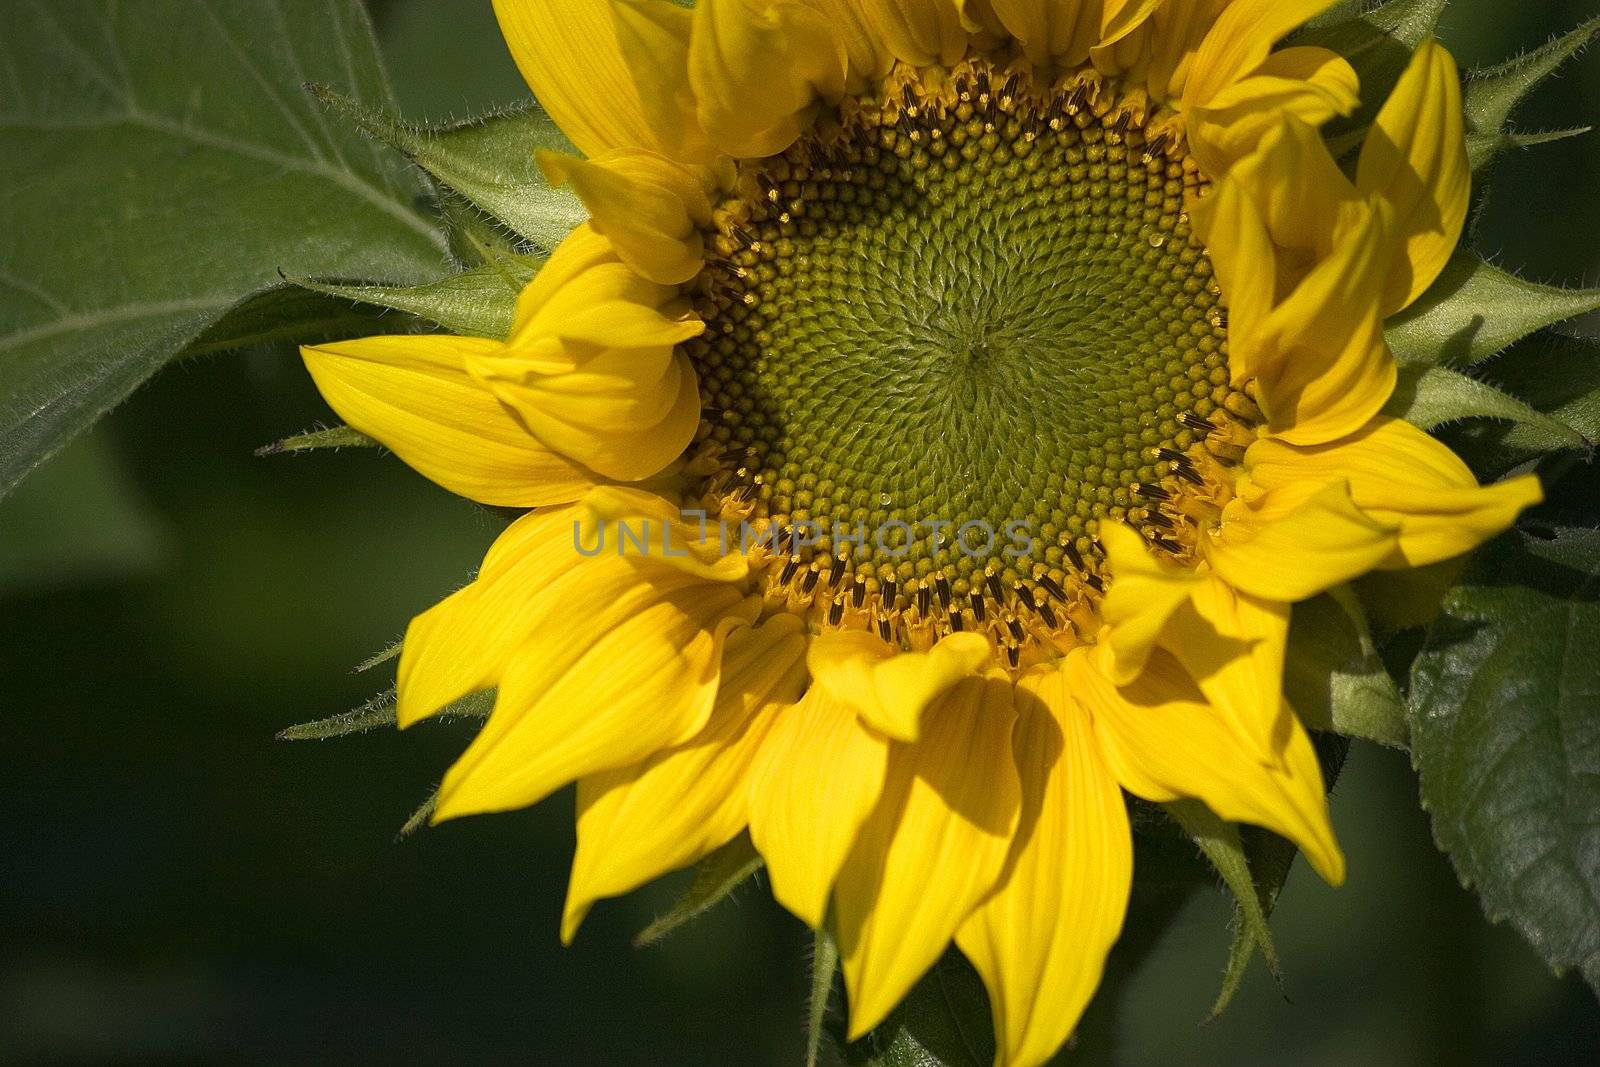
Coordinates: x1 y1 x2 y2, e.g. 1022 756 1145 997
1188 173 1277 372
1164 574 1294 761
1245 417 1544 568
809 629 993 741
1101 524 1292 762
562 614 808 941
471 346 702 483
435 576 761 820
1070 646 1345 884
1100 0 1161 45
1206 478 1399 602
1182 0 1339 109
957 668 1131 1067
301 336 598 508
397 506 580 725
837 674 1021 1038
1251 200 1398 444
747 684 891 928
1357 39 1471 314
1188 47 1360 176
492 0 676 158
609 1 716 162
690 0 848 159
857 0 969 66
987 0 1106 67
466 226 705 482
808 0 895 87
539 150 712 286
1099 520 1205 685
1219 116 1360 263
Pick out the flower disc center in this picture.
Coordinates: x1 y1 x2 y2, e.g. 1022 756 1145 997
686 64 1253 658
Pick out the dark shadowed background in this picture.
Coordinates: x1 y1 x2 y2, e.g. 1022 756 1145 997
2 1 1598 1062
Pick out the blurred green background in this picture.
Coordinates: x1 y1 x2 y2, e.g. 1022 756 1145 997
2 1 1598 1062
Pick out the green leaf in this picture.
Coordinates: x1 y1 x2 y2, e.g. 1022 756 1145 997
1164 800 1280 1020
1285 592 1409 748
1385 364 1586 451
1463 17 1600 173
0 0 448 500
277 686 492 741
1407 527 1600 994
186 285 411 357
1386 251 1600 368
809 929 841 1067
309 87 587 253
843 953 994 1067
290 257 540 340
256 424 379 457
633 833 764 948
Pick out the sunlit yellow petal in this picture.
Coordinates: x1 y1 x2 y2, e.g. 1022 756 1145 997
1357 39 1471 314
957 668 1131 1067
397 506 579 725
837 674 1020 1038
1246 418 1544 568
747 684 891 928
809 629 993 741
1070 646 1345 884
492 0 672 157
562 615 808 941
435 573 761 820
538 150 712 286
1186 175 1277 381
1251 200 1398 444
1206 478 1398 602
462 226 705 482
857 0 969 66
609 0 717 162
301 336 598 508
1188 47 1359 175
1100 520 1204 684
1181 0 1338 109
690 0 848 159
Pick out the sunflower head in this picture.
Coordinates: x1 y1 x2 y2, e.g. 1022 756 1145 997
294 2 1551 1063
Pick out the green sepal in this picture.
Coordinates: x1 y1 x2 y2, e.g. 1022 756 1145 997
398 789 439 839
309 86 587 254
809 929 841 1067
1463 17 1600 173
1385 364 1586 452
1387 250 1600 368
1164 800 1281 1020
633 833 764 948
288 256 541 340
1407 526 1600 995
255 425 379 457
1285 590 1409 749
276 686 493 741
1210 827 1303 1020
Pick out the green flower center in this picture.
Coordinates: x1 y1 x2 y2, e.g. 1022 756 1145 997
685 63 1254 660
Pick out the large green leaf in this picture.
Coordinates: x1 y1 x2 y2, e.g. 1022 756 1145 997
1408 527 1600 993
0 0 448 499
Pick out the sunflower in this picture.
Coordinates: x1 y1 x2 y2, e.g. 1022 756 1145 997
300 1 1542 1061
